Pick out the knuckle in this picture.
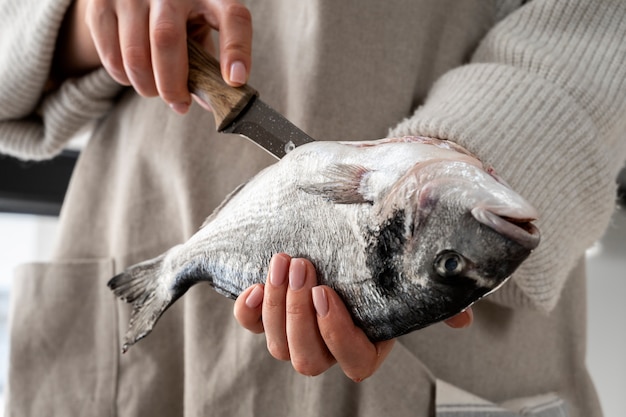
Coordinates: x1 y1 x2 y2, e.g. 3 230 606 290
285 302 311 318
151 20 181 49
224 3 252 24
264 295 284 310
267 340 290 361
220 31 252 54
221 38 252 57
122 45 150 74
219 4 252 54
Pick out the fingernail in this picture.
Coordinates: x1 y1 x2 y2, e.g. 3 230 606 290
169 102 189 115
289 259 306 290
229 60 247 85
312 287 329 318
269 254 289 287
245 285 264 309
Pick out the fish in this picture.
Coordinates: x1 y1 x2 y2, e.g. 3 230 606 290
108 136 540 353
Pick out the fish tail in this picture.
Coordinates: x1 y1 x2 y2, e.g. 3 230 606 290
108 253 174 353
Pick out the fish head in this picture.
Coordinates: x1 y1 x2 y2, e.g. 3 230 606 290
362 160 540 340
408 162 540 275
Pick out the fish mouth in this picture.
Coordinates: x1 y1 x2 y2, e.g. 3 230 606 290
471 207 540 250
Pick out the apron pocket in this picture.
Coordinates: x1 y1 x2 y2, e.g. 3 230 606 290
436 379 568 416
6 258 117 417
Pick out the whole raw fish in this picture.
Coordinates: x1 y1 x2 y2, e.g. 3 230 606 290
108 136 540 352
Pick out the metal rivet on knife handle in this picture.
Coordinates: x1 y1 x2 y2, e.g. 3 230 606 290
187 39 258 131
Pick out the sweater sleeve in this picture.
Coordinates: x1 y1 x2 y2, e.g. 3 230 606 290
0 0 122 160
390 0 626 311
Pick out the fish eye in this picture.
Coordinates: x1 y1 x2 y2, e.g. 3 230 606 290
434 251 466 277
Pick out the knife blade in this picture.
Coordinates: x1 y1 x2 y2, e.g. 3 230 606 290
187 40 315 159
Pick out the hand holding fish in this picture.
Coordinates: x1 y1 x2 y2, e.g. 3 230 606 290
52 0 252 113
234 254 396 381
234 253 473 381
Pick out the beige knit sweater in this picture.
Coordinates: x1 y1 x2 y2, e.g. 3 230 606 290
1 0 625 312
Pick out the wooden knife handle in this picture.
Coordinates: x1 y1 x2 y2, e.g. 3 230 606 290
187 39 258 131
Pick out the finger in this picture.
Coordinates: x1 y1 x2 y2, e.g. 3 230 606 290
313 286 396 382
149 1 192 113
233 284 265 334
285 259 336 376
443 307 474 329
55 0 102 76
187 20 215 112
211 0 252 86
187 17 215 55
116 1 158 97
85 1 129 85
262 253 291 360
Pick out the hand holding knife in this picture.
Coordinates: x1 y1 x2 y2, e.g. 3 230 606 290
187 40 314 159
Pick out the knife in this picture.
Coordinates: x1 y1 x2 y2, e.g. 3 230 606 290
187 40 314 159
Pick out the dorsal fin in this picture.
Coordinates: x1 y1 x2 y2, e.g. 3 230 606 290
300 164 373 204
201 182 247 228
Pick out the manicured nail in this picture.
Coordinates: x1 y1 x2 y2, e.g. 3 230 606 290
229 60 247 85
269 254 289 287
312 286 329 318
169 102 189 115
245 285 264 309
289 259 306 290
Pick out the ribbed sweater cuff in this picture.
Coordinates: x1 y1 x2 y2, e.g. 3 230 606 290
0 0 123 160
0 69 122 161
390 63 615 311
